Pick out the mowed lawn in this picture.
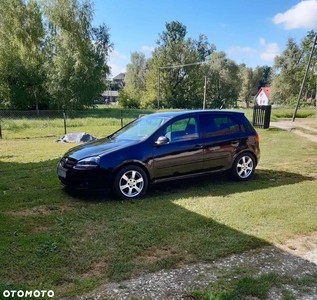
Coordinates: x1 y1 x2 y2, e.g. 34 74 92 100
0 115 317 298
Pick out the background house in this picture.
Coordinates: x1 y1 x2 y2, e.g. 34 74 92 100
255 87 271 105
100 90 119 103
112 73 125 85
100 73 125 103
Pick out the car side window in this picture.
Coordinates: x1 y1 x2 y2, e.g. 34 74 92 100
164 117 198 143
204 114 240 137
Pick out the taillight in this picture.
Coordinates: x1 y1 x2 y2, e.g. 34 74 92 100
255 132 260 144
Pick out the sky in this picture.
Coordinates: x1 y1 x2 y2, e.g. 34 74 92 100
92 0 317 77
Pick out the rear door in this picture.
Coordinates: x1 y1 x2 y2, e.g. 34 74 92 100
200 113 242 171
152 115 204 179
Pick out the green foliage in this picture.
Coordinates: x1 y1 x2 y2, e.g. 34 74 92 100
202 52 241 109
270 31 317 105
0 0 46 110
0 0 112 110
239 65 271 107
118 90 141 108
122 52 147 105
43 0 112 110
144 21 216 109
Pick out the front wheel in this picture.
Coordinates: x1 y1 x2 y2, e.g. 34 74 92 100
113 165 148 199
232 153 255 181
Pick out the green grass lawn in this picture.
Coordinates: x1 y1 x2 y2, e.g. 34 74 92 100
0 109 317 298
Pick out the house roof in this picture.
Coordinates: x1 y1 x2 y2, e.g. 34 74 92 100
255 87 271 99
113 73 125 81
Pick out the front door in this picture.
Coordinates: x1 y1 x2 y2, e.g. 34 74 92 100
152 116 204 180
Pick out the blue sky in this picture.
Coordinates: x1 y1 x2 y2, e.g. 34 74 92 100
92 0 317 77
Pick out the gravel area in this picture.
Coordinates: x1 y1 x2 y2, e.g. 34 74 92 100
68 233 317 300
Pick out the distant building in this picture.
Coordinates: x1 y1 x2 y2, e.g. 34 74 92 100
100 90 119 103
100 73 125 103
113 73 125 85
255 87 271 105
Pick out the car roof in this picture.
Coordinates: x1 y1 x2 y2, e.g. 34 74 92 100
147 109 244 118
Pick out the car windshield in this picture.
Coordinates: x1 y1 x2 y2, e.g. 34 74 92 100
110 114 170 140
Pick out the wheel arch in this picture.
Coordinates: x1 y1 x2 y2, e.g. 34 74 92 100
233 150 257 168
111 160 151 186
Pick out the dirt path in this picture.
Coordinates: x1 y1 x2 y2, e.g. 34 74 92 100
270 119 317 143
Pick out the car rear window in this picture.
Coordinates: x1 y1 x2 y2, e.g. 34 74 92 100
202 114 240 137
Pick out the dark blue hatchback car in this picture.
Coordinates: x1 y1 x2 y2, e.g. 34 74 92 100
57 110 260 199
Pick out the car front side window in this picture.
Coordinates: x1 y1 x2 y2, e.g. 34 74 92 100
164 117 199 143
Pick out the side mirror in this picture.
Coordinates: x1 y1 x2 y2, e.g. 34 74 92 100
155 136 170 146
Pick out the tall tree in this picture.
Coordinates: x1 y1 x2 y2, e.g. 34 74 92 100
204 52 240 109
0 0 45 110
270 37 304 105
300 30 317 101
42 0 112 110
144 21 215 108
123 52 147 105
0 0 112 110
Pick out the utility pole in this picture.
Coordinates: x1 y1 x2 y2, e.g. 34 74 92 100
292 33 317 122
203 76 207 109
157 68 161 109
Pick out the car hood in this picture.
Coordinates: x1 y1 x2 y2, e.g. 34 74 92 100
64 137 139 160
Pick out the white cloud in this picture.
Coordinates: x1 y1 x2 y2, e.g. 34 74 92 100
108 50 127 77
272 0 317 29
109 64 126 77
259 38 266 46
141 45 155 52
227 46 257 55
109 50 127 61
259 39 279 62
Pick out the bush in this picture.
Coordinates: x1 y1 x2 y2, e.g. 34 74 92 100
118 90 141 109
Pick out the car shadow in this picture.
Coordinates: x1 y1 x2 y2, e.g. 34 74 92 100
146 168 314 199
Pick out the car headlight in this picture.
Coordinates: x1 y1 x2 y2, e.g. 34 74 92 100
74 157 100 170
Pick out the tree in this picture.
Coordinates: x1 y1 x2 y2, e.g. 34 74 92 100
144 21 215 109
258 65 272 89
0 0 46 110
204 52 241 109
0 0 112 110
300 30 317 102
122 52 147 106
42 0 112 110
270 37 304 105
239 65 266 107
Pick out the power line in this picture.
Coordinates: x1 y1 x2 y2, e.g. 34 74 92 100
158 61 207 70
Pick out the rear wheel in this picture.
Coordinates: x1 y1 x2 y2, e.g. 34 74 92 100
113 165 148 199
232 153 255 181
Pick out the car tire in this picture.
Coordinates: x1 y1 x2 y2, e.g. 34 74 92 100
232 153 255 181
113 165 148 199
